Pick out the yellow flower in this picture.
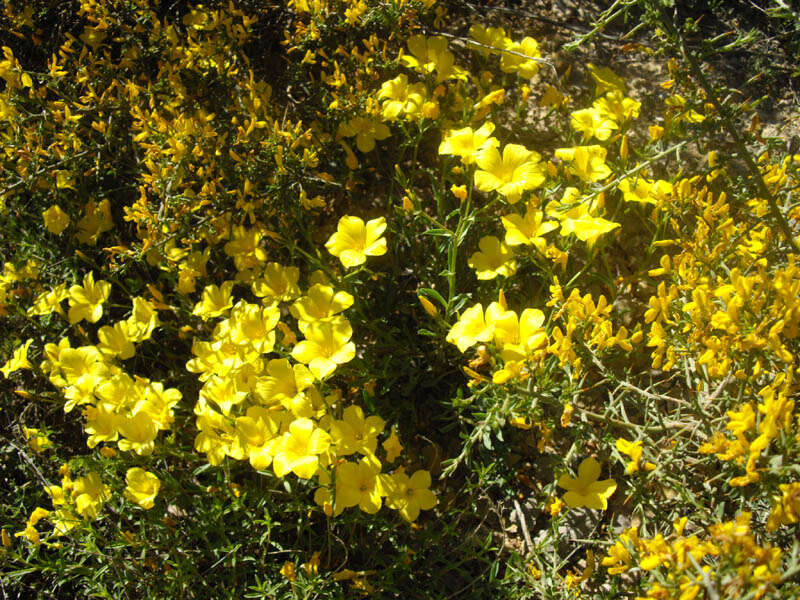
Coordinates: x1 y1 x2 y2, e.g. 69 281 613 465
665 94 705 123
540 84 568 108
602 528 639 574
235 407 283 470
383 469 437 522
446 304 494 353
117 412 159 456
767 482 800 531
587 63 626 96
329 405 385 456
559 212 620 248
377 74 426 121
84 404 121 448
224 226 267 274
193 282 235 320
401 35 464 82
338 116 390 153
71 472 111 519
291 318 356 380
55 345 107 399
22 427 53 453
557 457 616 510
27 283 69 317
616 438 643 474
450 184 468 202
594 90 640 123
500 37 541 79
467 24 508 57
75 199 113 246
67 272 111 324
272 417 331 479
547 496 564 517
468 236 516 280
335 456 382 514
302 552 321 576
126 297 160 342
438 122 499 165
280 561 296 582
618 177 673 205
199 375 248 416
97 322 136 360
42 205 70 235
474 143 545 203
382 430 403 462
555 146 612 182
1 338 33 378
290 284 354 323
325 215 387 268
124 468 161 510
649 125 664 141
570 107 618 142
473 89 505 119
501 209 558 250
228 300 280 354
255 358 315 410
251 263 301 302
15 506 51 545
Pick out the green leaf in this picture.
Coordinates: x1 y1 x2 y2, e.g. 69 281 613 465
423 228 453 237
418 287 447 308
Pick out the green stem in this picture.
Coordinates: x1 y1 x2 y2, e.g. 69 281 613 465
446 169 474 316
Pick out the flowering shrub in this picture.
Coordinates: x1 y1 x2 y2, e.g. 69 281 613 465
2 0 800 597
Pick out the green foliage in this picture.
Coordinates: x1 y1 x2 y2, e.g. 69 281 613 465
2 0 800 598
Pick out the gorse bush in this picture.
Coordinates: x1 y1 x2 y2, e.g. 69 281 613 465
1 0 800 597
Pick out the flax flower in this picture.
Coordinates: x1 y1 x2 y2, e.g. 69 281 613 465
272 418 331 479
500 37 541 79
501 209 558 250
338 116 390 153
438 122 499 165
555 146 612 183
570 107 618 142
1 338 33 378
474 143 545 203
124 468 161 510
68 272 111 324
468 236 516 280
42 205 70 235
325 216 387 268
618 177 673 205
557 457 616 510
446 304 494 353
378 74 426 121
335 457 382 514
467 24 508 57
291 319 356 380
401 35 464 82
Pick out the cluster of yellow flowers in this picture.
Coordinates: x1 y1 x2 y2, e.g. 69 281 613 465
15 463 161 546
446 280 636 386
16 468 110 545
3 271 176 541
186 216 433 521
603 513 784 600
3 0 800 594
0 259 40 318
637 163 800 491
